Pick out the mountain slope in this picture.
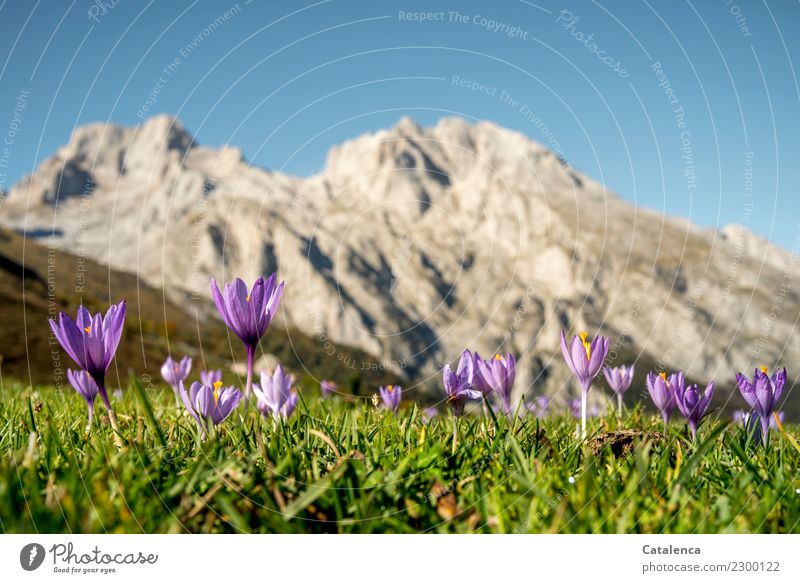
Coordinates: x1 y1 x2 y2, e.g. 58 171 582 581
0 225 400 394
2 114 797 406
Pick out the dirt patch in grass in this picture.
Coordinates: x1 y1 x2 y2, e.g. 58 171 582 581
589 429 664 458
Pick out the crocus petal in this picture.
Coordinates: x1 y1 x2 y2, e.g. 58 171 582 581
700 381 715 415
180 356 192 379
51 313 87 369
570 335 589 378
76 305 92 329
772 368 787 403
248 278 267 334
754 374 774 418
211 277 233 330
476 359 497 394
442 365 456 397
282 392 298 419
194 385 216 420
161 357 175 384
603 367 617 389
559 331 579 379
586 336 607 377
67 368 99 403
215 387 242 424
264 279 284 328
179 381 203 429
736 372 758 408
456 349 474 381
84 312 106 374
102 301 126 367
201 369 222 386
224 280 248 340
505 354 517 392
461 388 483 400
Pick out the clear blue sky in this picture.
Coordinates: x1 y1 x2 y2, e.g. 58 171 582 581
1 0 798 248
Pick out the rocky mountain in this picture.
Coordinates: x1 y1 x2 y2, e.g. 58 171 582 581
2 114 798 407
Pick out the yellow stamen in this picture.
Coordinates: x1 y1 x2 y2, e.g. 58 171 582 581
213 380 223 404
579 332 591 360
84 326 91 334
494 354 503 361
659 372 667 382
387 385 394 392
246 293 251 302
760 366 768 374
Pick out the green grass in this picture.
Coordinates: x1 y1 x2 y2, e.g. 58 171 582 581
0 380 798 533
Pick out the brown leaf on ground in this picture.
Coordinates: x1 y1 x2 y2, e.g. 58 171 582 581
430 480 449 499
437 492 460 521
466 512 480 530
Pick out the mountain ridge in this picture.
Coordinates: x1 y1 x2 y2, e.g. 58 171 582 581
2 114 797 406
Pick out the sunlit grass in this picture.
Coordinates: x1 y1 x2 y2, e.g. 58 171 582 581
0 380 797 533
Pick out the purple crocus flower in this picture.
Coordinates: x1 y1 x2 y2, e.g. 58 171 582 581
733 410 784 443
603 365 634 413
768 410 784 429
525 396 551 418
67 369 99 431
561 331 610 391
675 380 715 441
320 379 337 397
253 365 298 420
443 349 483 416
732 410 748 425
49 301 126 437
378 385 402 414
421 406 439 423
646 371 682 428
736 367 787 444
477 353 517 414
211 274 284 397
561 330 610 438
161 356 192 395
179 380 242 438
733 409 760 436
200 369 222 387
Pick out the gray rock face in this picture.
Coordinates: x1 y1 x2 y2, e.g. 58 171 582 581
3 114 797 401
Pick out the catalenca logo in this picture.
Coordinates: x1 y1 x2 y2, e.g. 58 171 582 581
20 543 46 571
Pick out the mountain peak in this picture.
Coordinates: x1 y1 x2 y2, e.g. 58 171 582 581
394 115 424 136
322 115 576 193
134 114 194 152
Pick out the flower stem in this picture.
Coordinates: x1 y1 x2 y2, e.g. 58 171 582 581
245 344 255 398
580 391 587 440
98 380 123 448
451 415 458 455
760 417 770 447
85 403 94 436
617 393 623 415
